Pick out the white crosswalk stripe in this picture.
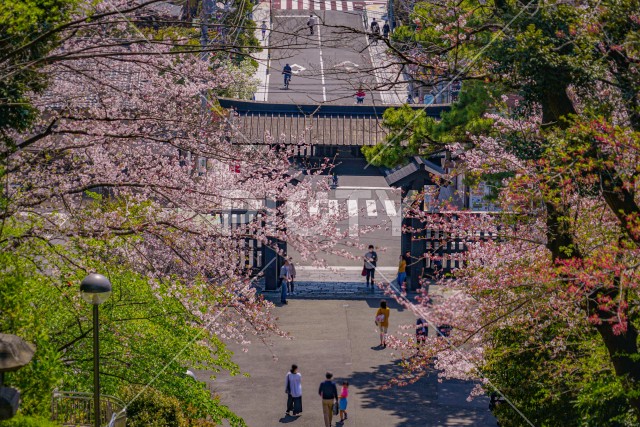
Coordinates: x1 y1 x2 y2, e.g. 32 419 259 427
383 199 396 216
328 199 339 216
309 200 320 215
366 199 377 217
347 199 359 217
265 0 366 11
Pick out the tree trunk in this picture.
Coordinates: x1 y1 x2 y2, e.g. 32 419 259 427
541 86 640 414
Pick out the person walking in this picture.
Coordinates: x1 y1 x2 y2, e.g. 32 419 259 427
382 20 390 39
318 372 339 427
416 318 428 345
279 259 291 304
285 364 303 416
370 18 380 44
375 299 391 348
288 257 297 295
396 254 407 287
338 380 349 422
354 88 366 104
363 245 377 288
261 21 268 40
307 14 316 35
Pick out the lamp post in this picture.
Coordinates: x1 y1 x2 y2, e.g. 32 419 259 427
80 273 112 427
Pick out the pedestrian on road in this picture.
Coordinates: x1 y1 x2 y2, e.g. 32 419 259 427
396 254 407 287
375 299 390 348
279 259 291 304
382 21 390 39
363 244 377 287
307 14 316 35
370 18 380 44
404 250 412 284
288 257 297 294
261 21 268 40
416 318 428 345
318 372 339 427
339 380 349 422
285 364 303 416
354 88 366 104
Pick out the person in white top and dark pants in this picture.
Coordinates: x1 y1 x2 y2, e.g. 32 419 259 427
285 364 303 416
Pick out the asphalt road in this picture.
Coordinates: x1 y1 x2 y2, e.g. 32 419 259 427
268 10 382 105
206 299 498 427
285 161 403 280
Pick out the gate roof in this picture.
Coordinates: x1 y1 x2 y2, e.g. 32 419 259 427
218 99 450 147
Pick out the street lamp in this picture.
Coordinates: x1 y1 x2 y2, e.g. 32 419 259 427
80 273 112 427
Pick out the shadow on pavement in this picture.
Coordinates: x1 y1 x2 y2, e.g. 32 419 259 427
364 298 407 312
278 414 300 423
346 361 497 427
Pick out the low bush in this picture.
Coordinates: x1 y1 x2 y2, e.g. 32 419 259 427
0 415 61 427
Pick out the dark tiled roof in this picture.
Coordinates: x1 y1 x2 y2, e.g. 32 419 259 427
384 156 444 187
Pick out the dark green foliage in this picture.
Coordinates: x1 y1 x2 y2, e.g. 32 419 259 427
362 81 497 168
0 415 61 427
484 325 639 427
121 386 188 427
0 0 79 147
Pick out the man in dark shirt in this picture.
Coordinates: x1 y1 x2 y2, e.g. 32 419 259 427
318 372 338 427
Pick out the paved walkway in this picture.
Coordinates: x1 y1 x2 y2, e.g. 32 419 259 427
364 4 408 104
205 299 498 426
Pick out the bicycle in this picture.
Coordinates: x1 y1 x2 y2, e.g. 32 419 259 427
283 73 291 89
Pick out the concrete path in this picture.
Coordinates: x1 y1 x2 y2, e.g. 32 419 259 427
205 299 498 426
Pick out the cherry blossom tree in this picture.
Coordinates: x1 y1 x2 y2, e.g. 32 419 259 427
1 0 350 420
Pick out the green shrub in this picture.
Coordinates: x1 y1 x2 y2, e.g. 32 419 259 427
120 385 187 427
0 415 61 427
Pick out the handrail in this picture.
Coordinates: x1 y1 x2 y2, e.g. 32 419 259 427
51 390 126 427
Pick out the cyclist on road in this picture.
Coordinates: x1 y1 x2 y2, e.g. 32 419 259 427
282 63 292 89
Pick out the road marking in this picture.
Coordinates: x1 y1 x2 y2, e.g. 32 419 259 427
303 0 309 8
328 199 339 216
366 200 377 216
290 63 306 74
335 60 360 71
317 18 327 101
309 200 320 215
292 0 299 9
286 201 301 217
347 1 353 10
334 186 391 190
347 199 358 216
295 266 397 271
383 200 397 216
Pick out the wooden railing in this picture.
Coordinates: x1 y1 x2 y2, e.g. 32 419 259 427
51 390 126 427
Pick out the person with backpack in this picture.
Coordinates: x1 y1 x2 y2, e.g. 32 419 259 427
318 372 339 427
370 18 380 44
285 364 302 416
